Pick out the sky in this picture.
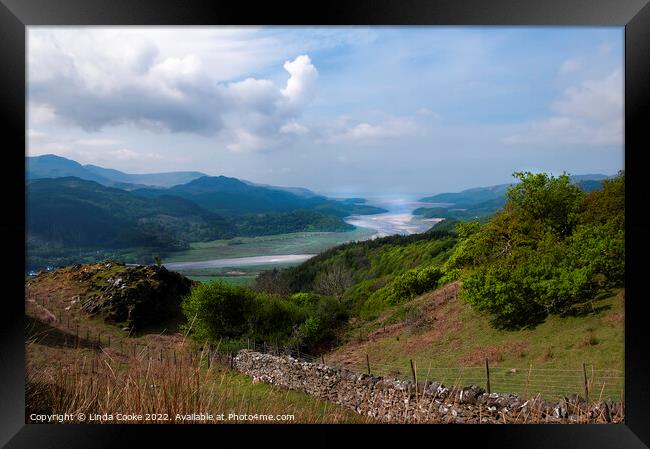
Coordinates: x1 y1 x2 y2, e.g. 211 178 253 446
27 27 624 195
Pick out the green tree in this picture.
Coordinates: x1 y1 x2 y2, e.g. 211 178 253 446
181 282 257 343
455 171 624 329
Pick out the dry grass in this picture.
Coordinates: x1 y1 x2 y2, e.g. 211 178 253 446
25 340 371 424
25 271 371 424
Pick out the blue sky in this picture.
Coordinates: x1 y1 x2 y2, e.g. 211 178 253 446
27 27 624 195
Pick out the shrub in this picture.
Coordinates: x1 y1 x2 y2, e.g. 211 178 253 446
389 266 444 304
181 281 257 343
453 171 624 329
182 281 348 352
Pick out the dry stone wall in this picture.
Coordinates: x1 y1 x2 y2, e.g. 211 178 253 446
233 350 622 424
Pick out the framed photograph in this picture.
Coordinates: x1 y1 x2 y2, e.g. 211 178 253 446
2 0 649 446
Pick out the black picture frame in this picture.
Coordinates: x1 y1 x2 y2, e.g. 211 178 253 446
1 0 648 447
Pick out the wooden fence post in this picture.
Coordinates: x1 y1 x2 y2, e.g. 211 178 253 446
582 362 589 403
485 358 491 394
410 359 418 399
366 354 371 375
410 359 416 383
321 354 325 365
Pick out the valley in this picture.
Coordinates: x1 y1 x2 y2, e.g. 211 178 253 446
24 155 625 423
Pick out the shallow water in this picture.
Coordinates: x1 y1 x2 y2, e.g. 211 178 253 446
167 195 444 269
343 196 444 238
164 254 316 270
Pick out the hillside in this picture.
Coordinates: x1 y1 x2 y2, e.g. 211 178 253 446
134 175 385 217
233 172 625 401
414 173 612 224
83 164 207 188
27 154 207 188
25 171 386 270
25 263 368 423
26 177 235 270
324 283 624 400
27 154 114 185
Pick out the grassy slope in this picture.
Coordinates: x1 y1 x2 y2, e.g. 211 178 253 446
326 283 624 401
25 269 369 423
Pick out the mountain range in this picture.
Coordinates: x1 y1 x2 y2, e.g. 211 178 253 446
26 154 204 188
414 173 613 221
25 154 386 270
419 174 610 207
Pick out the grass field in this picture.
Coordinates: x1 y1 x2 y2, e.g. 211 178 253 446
163 228 377 264
186 275 258 286
173 263 302 286
325 283 625 401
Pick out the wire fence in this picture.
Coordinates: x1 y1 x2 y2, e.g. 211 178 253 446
213 339 625 403
26 295 624 403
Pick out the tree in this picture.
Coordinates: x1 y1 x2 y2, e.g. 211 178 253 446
506 171 584 238
455 171 624 329
181 282 257 342
313 264 353 303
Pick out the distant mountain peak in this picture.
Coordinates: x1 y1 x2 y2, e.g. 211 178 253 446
26 154 208 188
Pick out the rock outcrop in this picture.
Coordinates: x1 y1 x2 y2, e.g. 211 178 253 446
33 261 195 332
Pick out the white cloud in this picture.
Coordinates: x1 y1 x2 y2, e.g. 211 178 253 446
110 148 163 161
75 138 121 146
321 117 421 143
503 70 623 146
29 103 57 125
281 55 319 109
280 120 309 135
29 26 319 152
551 70 622 122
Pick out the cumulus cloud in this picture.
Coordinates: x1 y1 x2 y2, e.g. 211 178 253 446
551 70 622 122
281 55 319 109
28 29 319 152
503 70 623 146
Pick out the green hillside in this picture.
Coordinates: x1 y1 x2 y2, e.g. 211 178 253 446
414 174 611 229
26 172 386 270
134 175 385 217
26 177 236 269
179 171 625 399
